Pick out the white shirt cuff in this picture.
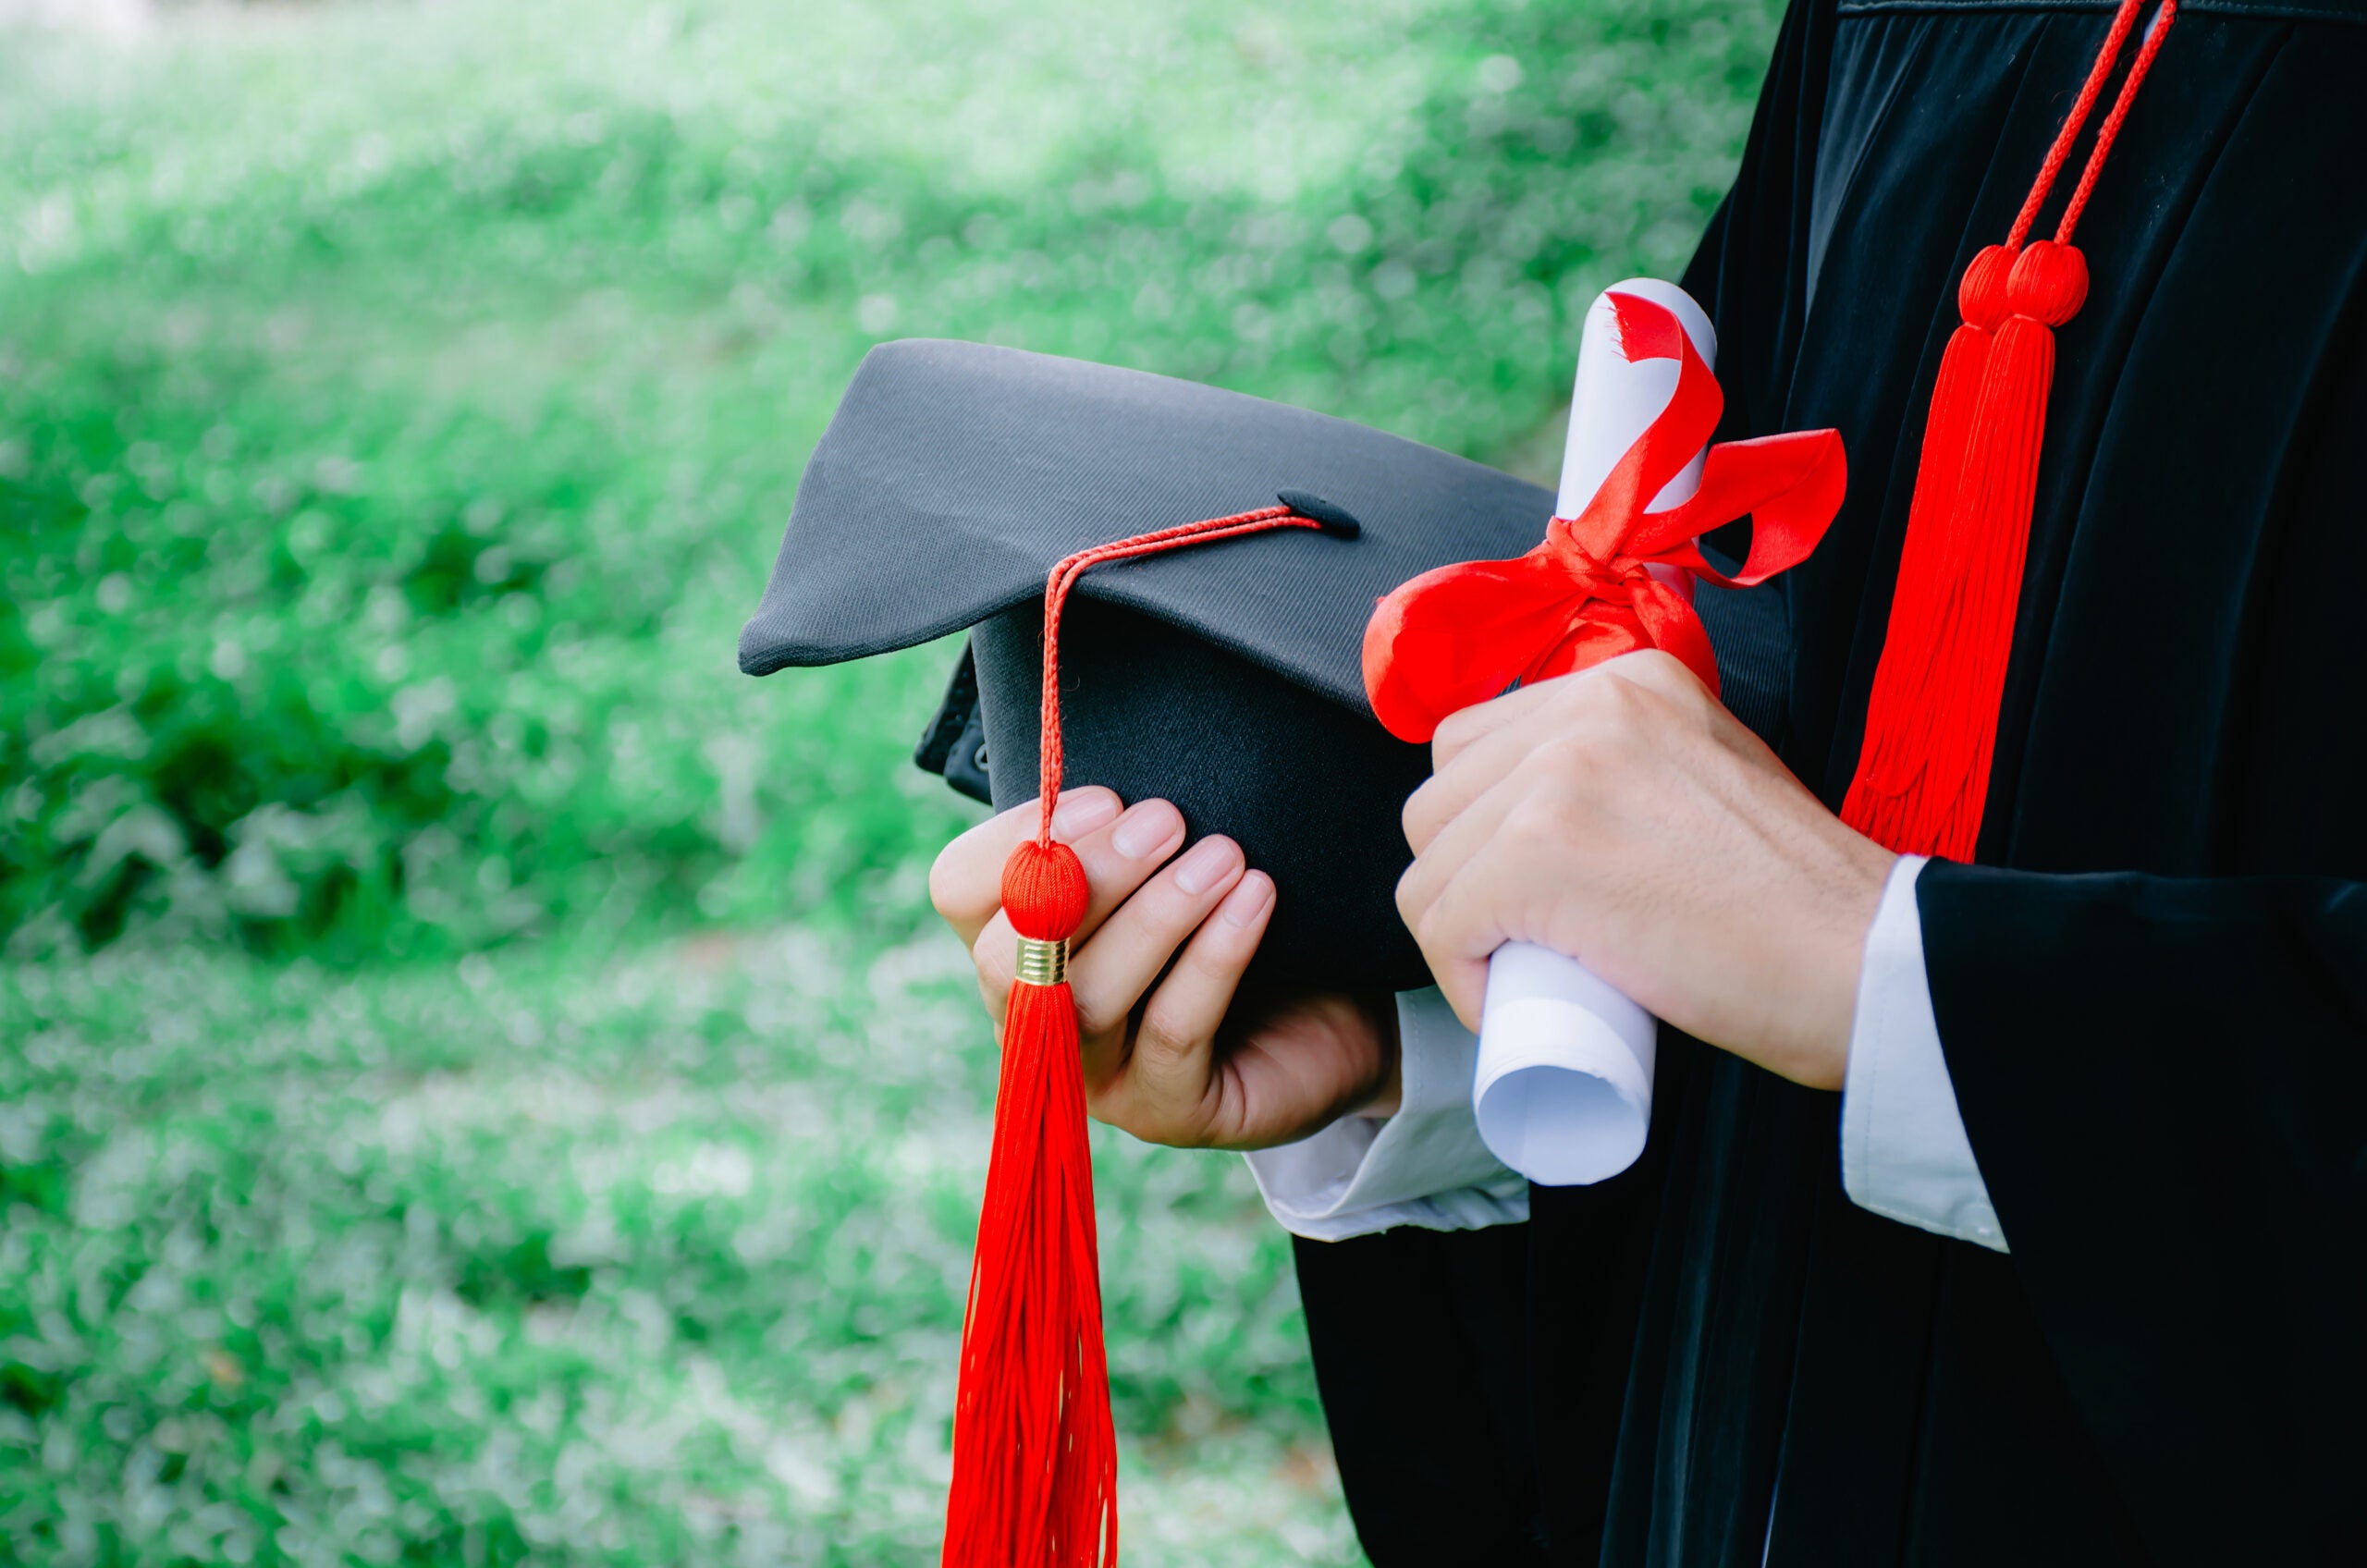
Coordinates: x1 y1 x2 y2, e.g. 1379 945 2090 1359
1244 987 1530 1241
1840 855 2007 1253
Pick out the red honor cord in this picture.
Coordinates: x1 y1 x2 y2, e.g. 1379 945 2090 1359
1844 0 2177 859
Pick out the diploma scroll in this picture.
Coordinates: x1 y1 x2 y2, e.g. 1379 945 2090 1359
1470 278 1715 1187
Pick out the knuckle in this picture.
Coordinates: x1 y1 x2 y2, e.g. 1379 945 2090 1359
1136 984 1212 1060
1559 696 1650 768
1395 863 1426 925
1504 783 1584 855
1645 648 1707 702
1596 671 1652 724
1528 736 1612 803
1133 1009 1184 1063
1072 991 1123 1039
1499 795 1557 854
1546 668 1595 713
1095 1083 1169 1145
1536 731 1596 777
926 846 967 923
1628 648 1684 683
1401 787 1435 847
1549 685 1614 744
1412 898 1453 958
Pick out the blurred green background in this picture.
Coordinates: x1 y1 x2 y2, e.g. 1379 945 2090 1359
0 0 1777 1561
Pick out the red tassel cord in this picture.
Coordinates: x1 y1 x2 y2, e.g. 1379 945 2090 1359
1842 0 2177 858
942 502 1345 1568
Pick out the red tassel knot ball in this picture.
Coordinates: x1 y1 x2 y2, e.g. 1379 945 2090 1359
1956 244 2017 333
1001 839 1089 940
2007 240 2089 326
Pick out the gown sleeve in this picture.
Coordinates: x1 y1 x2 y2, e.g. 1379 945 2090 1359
1918 861 2367 1554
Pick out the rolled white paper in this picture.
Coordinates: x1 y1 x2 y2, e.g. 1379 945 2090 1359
1473 942 1659 1185
1470 278 1716 1187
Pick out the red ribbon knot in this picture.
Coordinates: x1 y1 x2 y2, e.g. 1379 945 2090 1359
1363 291 1849 743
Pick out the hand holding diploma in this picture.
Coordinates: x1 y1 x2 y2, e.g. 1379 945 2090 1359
1396 648 1894 1099
1366 282 1859 1175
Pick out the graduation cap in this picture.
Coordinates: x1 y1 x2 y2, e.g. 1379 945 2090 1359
741 337 1565 996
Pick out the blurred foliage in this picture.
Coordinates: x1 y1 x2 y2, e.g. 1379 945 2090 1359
1 934 1342 1565
0 0 1782 1562
0 0 1777 963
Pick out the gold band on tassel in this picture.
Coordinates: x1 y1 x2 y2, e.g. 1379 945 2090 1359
1014 936 1069 986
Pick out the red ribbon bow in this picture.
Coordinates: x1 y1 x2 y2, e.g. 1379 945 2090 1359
1362 292 1848 743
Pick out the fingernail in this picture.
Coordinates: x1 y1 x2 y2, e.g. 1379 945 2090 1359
1171 836 1242 896
1219 872 1273 927
1052 790 1119 837
1110 801 1182 860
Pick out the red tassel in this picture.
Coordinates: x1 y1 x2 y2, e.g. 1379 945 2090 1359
944 839 1115 1568
1842 244 2008 848
1843 0 2173 857
939 503 1339 1567
1843 243 2085 857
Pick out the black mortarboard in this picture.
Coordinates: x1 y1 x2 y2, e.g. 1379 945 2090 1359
739 337 1560 995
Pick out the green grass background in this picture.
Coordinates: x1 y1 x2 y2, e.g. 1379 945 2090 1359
0 0 1778 1561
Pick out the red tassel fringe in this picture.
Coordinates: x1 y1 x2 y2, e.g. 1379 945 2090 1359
944 839 1116 1568
1843 243 2086 857
1841 0 2174 857
942 506 1336 1566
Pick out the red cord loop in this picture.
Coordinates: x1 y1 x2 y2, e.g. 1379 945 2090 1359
1031 503 1333 844
2005 0 2152 250
2056 0 2178 243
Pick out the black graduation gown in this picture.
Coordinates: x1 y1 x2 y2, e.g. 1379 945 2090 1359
1291 0 2367 1562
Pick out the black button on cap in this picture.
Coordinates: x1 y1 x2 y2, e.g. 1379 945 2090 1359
1276 489 1362 538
